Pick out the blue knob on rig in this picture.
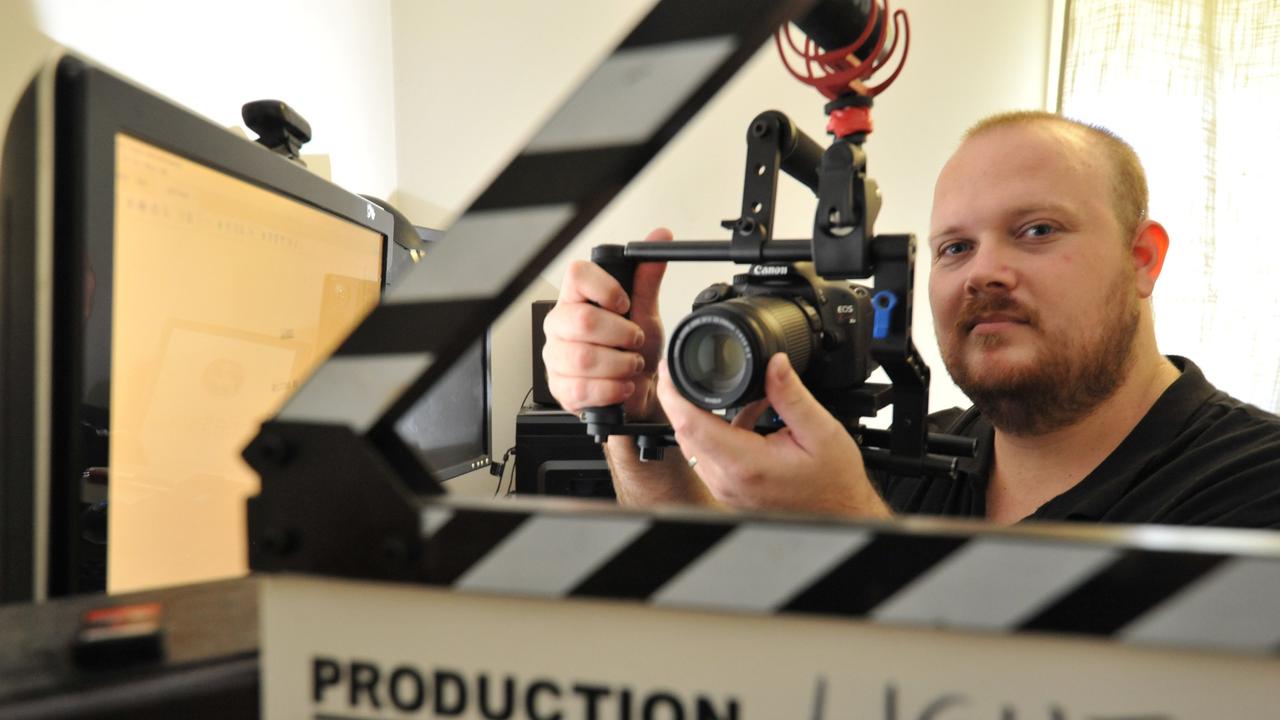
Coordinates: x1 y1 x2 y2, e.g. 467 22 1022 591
871 290 897 339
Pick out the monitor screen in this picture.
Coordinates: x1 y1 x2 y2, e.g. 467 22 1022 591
1 55 496 602
391 225 492 483
1 55 402 601
103 133 383 593
396 334 491 481
0 55 495 602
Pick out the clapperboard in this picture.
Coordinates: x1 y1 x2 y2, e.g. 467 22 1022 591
263 499 1280 719
247 0 1280 717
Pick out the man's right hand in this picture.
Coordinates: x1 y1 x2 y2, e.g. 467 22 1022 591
542 228 717 508
542 227 672 420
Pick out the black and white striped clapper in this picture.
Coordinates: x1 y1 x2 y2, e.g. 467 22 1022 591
420 499 1280 657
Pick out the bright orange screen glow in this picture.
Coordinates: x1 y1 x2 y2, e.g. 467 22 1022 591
108 134 381 593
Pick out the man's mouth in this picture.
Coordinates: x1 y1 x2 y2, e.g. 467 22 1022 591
964 312 1030 334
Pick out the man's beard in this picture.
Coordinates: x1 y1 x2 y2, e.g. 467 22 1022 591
941 276 1140 437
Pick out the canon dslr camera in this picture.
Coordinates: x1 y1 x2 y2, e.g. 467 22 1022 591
667 262 876 411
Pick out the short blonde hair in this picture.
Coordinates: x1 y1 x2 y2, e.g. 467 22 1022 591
964 111 1149 239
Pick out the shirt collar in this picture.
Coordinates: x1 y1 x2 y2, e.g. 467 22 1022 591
1028 355 1213 522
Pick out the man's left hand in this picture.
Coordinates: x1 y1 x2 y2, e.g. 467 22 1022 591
655 352 891 518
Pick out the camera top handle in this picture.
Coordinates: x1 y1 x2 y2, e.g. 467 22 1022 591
582 109 971 480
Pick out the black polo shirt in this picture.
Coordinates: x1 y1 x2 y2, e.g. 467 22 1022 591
880 357 1280 528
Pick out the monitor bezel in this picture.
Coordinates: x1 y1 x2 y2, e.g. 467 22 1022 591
1 59 46 604
3 53 397 601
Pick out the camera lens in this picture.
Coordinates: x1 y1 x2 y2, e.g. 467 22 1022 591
680 323 749 394
669 295 814 409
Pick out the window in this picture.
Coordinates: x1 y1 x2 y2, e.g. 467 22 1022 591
1061 0 1280 410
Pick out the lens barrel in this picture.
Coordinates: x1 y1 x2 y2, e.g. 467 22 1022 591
669 296 815 409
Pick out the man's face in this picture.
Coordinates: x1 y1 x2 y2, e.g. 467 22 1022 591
927 123 1140 435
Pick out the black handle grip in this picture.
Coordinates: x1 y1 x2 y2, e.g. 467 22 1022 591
590 244 637 309
583 244 638 442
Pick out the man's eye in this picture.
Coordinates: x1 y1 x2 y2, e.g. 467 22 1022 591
937 240 971 258
1023 223 1056 238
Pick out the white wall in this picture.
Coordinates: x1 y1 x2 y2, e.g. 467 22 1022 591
0 0 1060 495
0 2 52 142
33 0 399 197
390 0 1056 476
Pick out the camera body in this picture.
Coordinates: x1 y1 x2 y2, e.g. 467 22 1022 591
668 262 876 410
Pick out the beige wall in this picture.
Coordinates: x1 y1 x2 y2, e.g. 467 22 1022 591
0 1 1060 495
390 0 1058 475
0 2 52 142
32 0 399 198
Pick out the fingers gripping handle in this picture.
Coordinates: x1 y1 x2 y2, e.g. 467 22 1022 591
591 244 638 301
584 244 637 442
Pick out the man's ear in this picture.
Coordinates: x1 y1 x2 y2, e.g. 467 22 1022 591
1130 220 1169 298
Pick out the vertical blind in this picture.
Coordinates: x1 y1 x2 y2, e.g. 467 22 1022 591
1061 0 1280 411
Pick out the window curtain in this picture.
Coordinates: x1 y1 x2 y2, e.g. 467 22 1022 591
1060 0 1280 411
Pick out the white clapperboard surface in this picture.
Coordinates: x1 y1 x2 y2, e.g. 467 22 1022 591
264 500 1280 719
248 0 1280 717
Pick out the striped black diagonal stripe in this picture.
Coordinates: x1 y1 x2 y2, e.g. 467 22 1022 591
471 147 639 211
419 509 532 585
781 533 968 617
621 0 806 47
1018 549 1229 636
335 299 490 356
569 520 735 600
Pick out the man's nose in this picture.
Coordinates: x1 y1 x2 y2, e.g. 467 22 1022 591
964 240 1018 295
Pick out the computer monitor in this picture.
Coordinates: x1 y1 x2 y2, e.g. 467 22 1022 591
0 55 480 602
391 227 492 481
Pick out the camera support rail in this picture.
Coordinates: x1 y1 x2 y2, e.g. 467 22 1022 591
583 110 971 480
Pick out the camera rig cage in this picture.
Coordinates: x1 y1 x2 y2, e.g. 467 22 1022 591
583 104 973 480
581 0 976 479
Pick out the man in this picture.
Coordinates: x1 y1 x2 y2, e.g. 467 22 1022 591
540 111 1280 528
